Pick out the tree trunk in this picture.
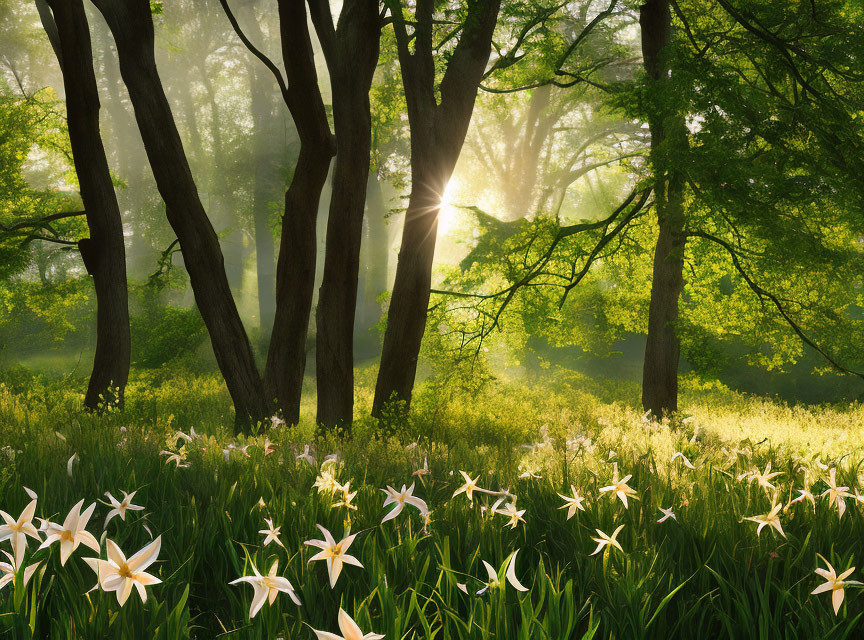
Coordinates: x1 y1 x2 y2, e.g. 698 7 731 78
40 0 131 410
311 0 381 430
263 0 335 426
373 0 500 418
374 163 443 413
640 0 688 418
91 0 270 428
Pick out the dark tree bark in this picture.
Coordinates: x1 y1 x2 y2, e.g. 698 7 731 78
261 0 335 426
640 0 688 418
308 0 381 429
372 0 501 418
90 0 271 428
39 0 131 410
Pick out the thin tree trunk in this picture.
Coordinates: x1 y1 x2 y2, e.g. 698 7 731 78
640 0 688 417
263 0 335 426
91 0 270 428
310 0 381 430
40 0 131 410
373 0 500 417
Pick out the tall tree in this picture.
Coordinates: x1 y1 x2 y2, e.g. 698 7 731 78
219 0 336 426
639 0 688 417
89 0 271 427
373 0 501 417
308 0 381 429
38 0 131 410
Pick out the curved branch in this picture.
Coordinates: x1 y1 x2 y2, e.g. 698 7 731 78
688 230 864 380
218 0 291 107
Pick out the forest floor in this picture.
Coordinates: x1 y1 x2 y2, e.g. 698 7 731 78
0 369 861 638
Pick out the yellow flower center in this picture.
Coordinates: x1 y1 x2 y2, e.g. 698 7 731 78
60 530 74 542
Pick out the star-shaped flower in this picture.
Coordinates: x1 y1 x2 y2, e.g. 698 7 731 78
590 525 625 556
259 518 285 549
557 486 586 520
230 560 300 618
812 556 862 615
0 498 40 567
820 469 852 520
452 471 481 502
310 608 383 640
744 502 785 538
304 525 363 588
103 491 144 528
751 462 783 492
381 483 428 523
599 466 638 509
657 507 676 523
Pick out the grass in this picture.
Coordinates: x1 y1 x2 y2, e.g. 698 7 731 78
0 367 862 638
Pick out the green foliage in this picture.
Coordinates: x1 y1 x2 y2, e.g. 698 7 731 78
130 303 207 370
0 372 862 637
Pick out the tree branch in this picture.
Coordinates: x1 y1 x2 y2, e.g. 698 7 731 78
688 230 864 380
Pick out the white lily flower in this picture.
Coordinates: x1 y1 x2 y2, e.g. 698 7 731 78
381 483 428 523
750 463 783 492
479 549 529 594
0 551 40 590
786 489 816 512
84 536 162 606
38 499 100 565
259 518 285 549
311 607 383 640
103 491 144 528
821 469 852 520
493 502 526 529
812 556 862 615
304 524 363 588
557 486 586 520
744 502 785 538
590 525 625 556
657 507 676 523
0 498 40 567
230 559 300 618
599 466 638 509
452 471 481 502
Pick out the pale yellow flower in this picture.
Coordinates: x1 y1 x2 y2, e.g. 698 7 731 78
259 518 285 549
599 466 638 509
304 525 363 588
821 469 852 520
103 491 144 528
381 483 428 523
0 498 40 567
557 486 586 520
230 559 300 618
84 537 162 606
311 608 384 640
744 502 785 538
38 499 100 566
452 471 481 502
590 525 625 556
812 556 862 615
